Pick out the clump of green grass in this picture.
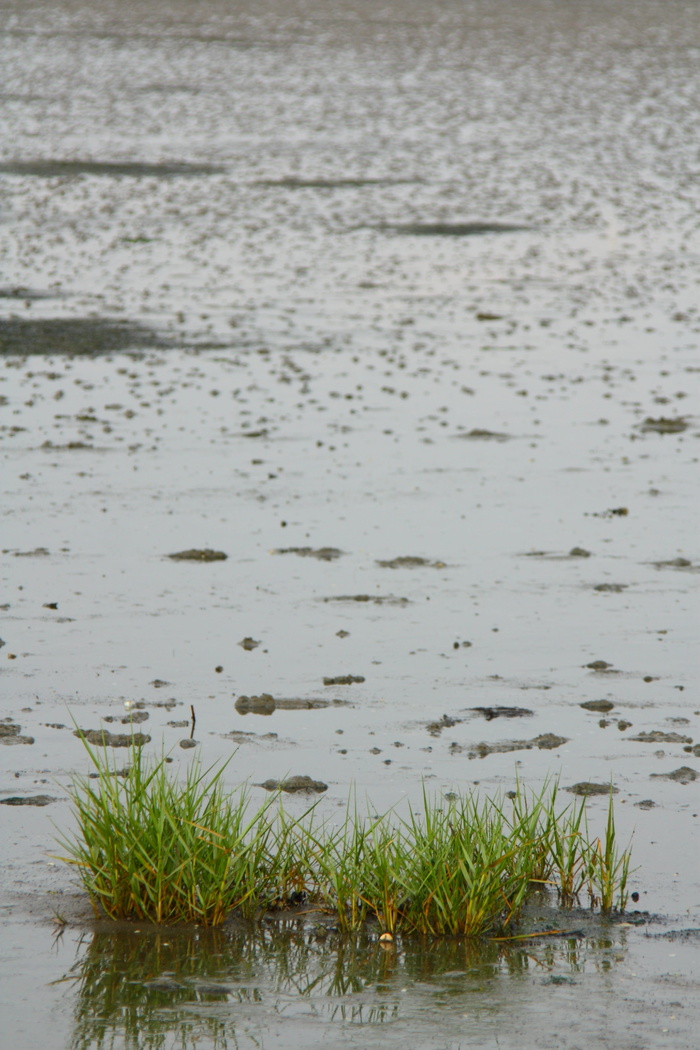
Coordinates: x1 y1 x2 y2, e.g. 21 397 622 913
302 790 543 936
57 739 282 925
58 739 633 933
585 791 632 911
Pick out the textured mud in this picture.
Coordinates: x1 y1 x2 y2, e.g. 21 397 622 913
567 782 619 798
257 775 329 794
0 794 57 807
452 732 569 760
274 546 344 561
167 548 228 562
1 0 699 1048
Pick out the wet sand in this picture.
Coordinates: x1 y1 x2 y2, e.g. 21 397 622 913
1 0 699 1047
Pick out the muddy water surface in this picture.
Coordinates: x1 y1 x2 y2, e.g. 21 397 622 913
1 1 699 1047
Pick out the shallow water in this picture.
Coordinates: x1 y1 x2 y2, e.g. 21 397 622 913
1 0 699 1046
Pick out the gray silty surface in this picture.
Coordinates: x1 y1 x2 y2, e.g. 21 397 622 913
1 1 699 1048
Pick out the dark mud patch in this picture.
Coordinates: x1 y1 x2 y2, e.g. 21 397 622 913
588 507 629 519
0 318 171 357
323 674 365 685
235 693 276 716
523 547 592 560
273 546 344 561
635 799 656 809
371 221 533 236
638 417 688 434
470 706 534 720
39 440 94 452
455 428 513 442
238 637 260 650
0 794 56 806
167 548 228 562
323 594 410 605
629 731 693 744
275 697 351 710
650 766 698 785
580 699 615 712
0 721 34 745
73 729 151 747
567 782 618 797
376 555 446 569
593 583 628 593
257 775 328 794
453 734 568 759
10 546 50 557
650 557 699 572
225 730 279 745
102 712 149 726
427 714 462 736
235 694 349 715
0 160 223 178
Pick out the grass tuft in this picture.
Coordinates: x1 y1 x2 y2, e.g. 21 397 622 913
56 738 280 925
57 739 633 933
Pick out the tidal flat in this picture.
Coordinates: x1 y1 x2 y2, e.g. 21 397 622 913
1 0 699 1046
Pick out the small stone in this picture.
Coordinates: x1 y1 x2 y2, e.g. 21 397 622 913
580 700 615 712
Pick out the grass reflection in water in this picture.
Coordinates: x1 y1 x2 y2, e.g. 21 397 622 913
59 915 629 1050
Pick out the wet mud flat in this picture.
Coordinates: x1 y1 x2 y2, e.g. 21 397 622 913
2 0 700 1047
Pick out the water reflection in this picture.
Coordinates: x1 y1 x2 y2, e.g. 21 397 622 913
61 914 628 1050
